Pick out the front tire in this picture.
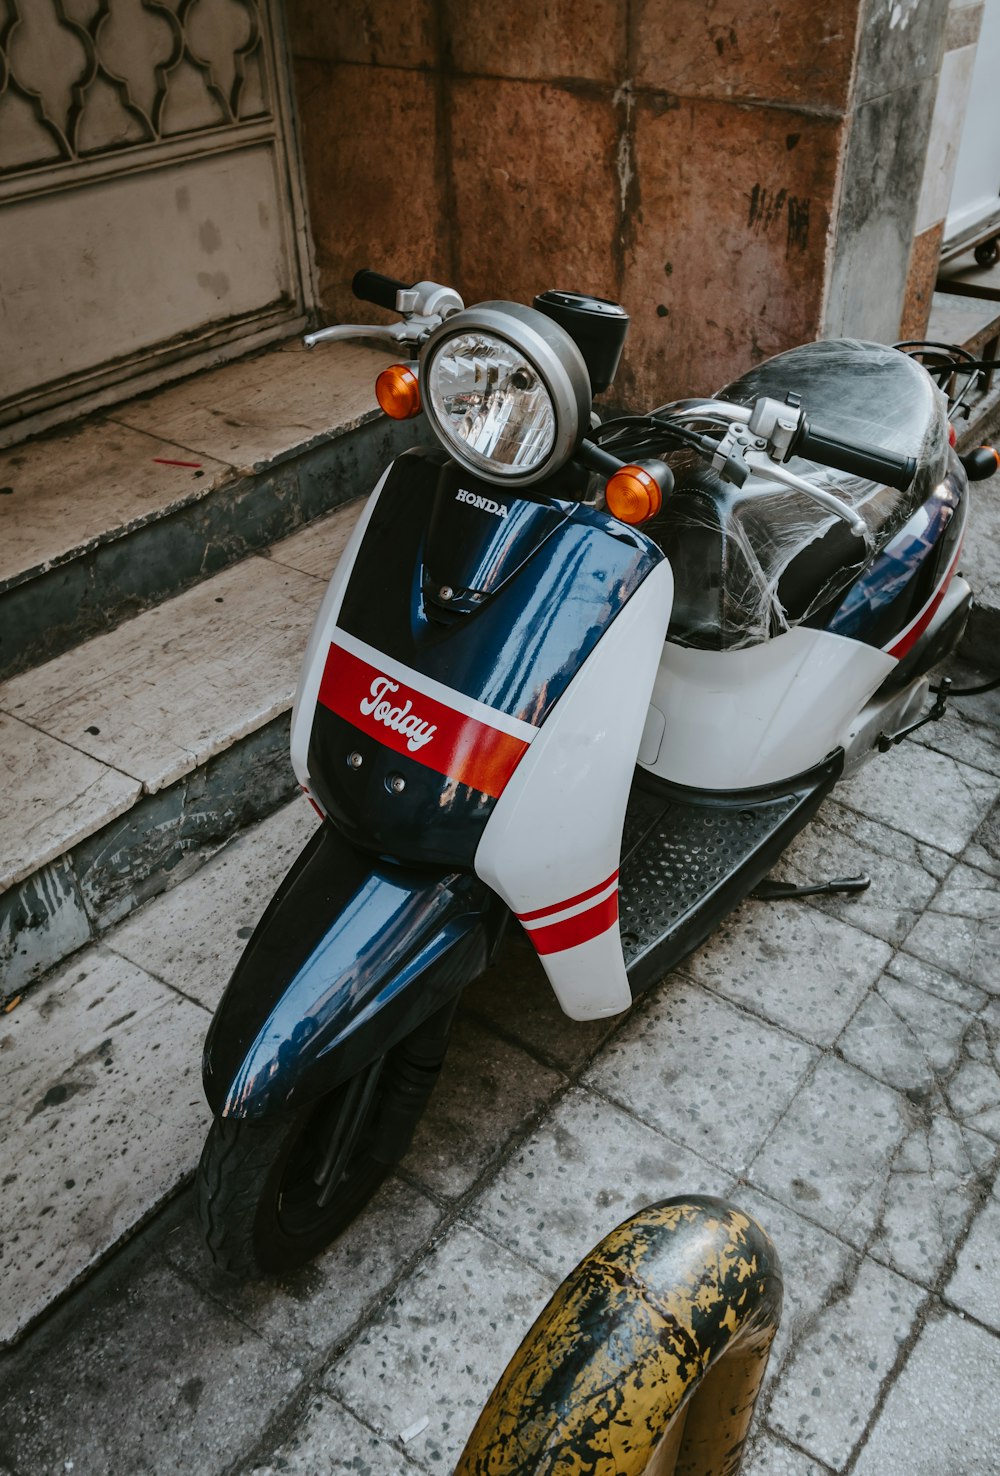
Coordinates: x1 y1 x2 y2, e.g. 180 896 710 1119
196 1058 390 1278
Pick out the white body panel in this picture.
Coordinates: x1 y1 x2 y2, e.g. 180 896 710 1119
640 626 897 790
475 561 675 1020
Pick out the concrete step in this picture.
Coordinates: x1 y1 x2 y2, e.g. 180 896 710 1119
0 793 320 1347
0 498 363 998
0 338 426 681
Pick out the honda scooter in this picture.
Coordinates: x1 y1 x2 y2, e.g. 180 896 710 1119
197 270 999 1277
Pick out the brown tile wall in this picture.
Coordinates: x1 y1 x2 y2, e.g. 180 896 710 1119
286 0 862 406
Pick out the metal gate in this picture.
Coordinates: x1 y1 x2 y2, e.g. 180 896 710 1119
0 0 314 443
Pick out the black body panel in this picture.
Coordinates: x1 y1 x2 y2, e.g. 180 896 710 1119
620 758 843 992
202 819 504 1118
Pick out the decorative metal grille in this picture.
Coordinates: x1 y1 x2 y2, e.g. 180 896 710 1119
0 0 270 177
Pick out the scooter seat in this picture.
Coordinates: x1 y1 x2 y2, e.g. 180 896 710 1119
650 339 950 651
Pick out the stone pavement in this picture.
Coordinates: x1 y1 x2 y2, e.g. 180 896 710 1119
1 640 999 1474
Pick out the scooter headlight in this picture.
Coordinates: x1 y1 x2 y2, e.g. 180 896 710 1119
419 303 591 486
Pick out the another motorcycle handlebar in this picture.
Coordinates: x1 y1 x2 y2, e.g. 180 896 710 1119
788 418 916 493
352 268 410 311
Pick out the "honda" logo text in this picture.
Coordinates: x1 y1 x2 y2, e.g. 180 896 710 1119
455 488 509 519
359 677 437 752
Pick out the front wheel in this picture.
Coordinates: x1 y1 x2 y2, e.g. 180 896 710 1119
196 1055 391 1277
196 1002 457 1277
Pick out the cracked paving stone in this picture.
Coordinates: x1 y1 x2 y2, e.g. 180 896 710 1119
886 948 988 1014
944 996 1000 1141
326 1223 556 1476
683 900 891 1046
768 1256 924 1471
834 740 996 857
751 1054 991 1281
946 1165 1000 1334
740 1432 830 1476
583 977 817 1175
0 1262 302 1476
248 1393 423 1476
852 1309 1000 1475
470 1084 732 1283
962 794 1000 880
725 1186 855 1389
769 798 949 946
903 860 1000 995
837 968 977 1095
864 1113 994 1287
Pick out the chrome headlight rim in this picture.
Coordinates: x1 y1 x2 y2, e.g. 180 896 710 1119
419 301 592 486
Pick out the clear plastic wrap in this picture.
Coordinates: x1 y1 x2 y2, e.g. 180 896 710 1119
647 339 950 650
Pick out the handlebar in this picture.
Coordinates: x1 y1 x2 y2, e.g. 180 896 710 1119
352 269 410 311
789 418 916 493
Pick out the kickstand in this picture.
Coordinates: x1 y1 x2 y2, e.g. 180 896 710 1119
753 874 871 901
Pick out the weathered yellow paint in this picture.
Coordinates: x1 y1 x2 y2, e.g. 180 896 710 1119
454 1196 781 1476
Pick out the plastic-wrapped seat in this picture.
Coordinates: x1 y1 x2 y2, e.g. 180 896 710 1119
649 340 950 651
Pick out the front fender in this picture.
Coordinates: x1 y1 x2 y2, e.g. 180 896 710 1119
203 821 502 1119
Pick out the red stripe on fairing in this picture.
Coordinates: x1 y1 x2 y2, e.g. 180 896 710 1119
885 544 963 660
525 890 620 955
318 641 529 798
517 869 620 924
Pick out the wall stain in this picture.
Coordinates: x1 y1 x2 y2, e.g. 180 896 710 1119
787 197 810 254
747 184 787 234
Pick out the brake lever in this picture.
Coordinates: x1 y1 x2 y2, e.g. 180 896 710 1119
303 321 417 350
744 448 869 538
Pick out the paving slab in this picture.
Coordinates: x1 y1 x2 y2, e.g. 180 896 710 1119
768 1256 924 1471
748 1055 909 1246
837 966 979 1096
943 995 1000 1141
902 858 1000 994
767 798 950 946
326 1223 557 1476
402 1013 565 1200
114 340 394 470
864 1113 994 1287
852 1309 1000 1476
885 946 989 1013
0 554 321 795
683 901 892 1047
0 711 141 891
0 946 211 1347
584 978 818 1175
108 794 318 1010
248 1393 424 1476
0 418 231 592
945 1167 1000 1333
461 937 618 1073
469 1085 732 1283
964 793 1000 879
753 1048 991 1285
0 1261 302 1476
741 1432 829 1476
689 1185 856 1392
834 739 997 856
165 1176 443 1367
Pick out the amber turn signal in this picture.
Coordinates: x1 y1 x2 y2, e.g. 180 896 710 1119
605 464 663 524
376 364 421 420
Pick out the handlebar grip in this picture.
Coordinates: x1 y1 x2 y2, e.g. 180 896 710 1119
351 269 409 311
791 420 916 493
